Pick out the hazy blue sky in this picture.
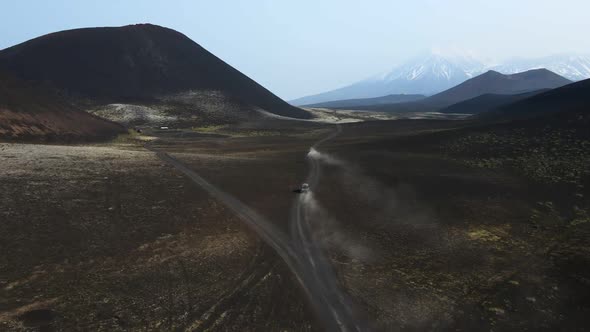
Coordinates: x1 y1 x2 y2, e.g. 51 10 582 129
1 0 589 99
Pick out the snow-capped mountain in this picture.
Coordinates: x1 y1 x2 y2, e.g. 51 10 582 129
492 55 590 81
374 50 486 82
290 52 590 106
290 52 488 106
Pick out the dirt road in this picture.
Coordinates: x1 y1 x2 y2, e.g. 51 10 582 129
148 124 364 331
289 124 366 332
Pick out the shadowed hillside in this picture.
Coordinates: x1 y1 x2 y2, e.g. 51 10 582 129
428 69 571 106
480 78 590 121
438 89 548 114
0 72 125 141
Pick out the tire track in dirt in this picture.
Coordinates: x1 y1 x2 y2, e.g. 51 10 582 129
146 125 365 331
289 124 367 332
184 242 272 331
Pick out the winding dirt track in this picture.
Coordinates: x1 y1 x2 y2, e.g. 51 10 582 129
290 124 365 332
147 124 365 331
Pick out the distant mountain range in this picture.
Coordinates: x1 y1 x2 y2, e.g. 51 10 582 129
291 52 485 105
291 52 590 106
342 69 572 113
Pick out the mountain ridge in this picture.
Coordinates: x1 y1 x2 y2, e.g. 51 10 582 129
492 54 590 82
290 52 486 105
337 68 572 113
427 68 572 106
291 52 590 106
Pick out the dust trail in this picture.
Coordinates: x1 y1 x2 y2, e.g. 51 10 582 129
290 124 370 332
147 128 366 331
300 191 372 262
304 147 373 259
307 147 344 166
307 146 433 228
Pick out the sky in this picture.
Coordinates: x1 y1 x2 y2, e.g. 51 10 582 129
1 0 590 100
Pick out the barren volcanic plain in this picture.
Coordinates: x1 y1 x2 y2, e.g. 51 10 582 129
2 113 589 331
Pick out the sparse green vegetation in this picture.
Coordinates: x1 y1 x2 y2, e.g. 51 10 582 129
191 124 227 133
109 129 155 145
571 206 590 226
443 124 590 255
467 228 502 242
445 127 590 184
192 125 284 137
109 129 137 144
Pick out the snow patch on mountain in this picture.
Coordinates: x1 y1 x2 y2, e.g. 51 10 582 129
493 54 590 81
369 51 487 83
290 52 590 106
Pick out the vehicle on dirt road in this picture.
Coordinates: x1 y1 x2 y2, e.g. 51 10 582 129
293 183 310 194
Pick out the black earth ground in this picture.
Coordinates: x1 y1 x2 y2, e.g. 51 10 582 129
1 117 589 331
